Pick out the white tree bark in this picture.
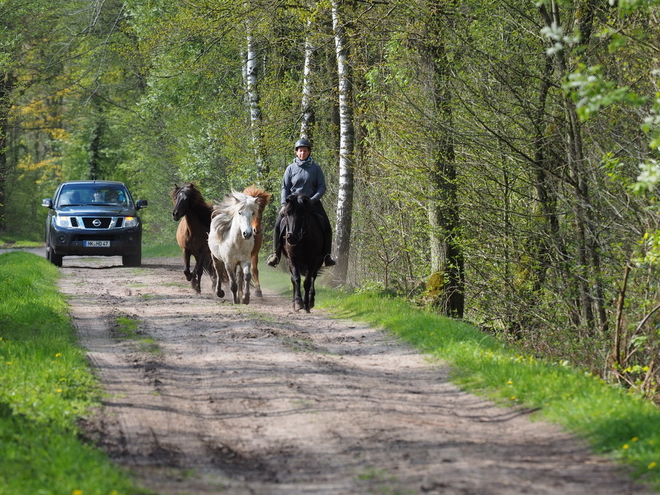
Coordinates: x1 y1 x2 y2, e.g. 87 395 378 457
300 22 315 141
245 14 267 181
331 0 355 285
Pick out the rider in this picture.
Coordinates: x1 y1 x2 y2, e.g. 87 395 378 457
266 138 336 268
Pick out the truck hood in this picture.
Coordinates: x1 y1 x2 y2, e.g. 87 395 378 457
57 205 138 216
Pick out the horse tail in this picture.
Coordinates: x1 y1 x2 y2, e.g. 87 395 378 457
203 255 213 277
205 255 228 283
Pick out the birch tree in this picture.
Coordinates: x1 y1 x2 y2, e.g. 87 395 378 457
300 19 316 141
331 0 355 284
245 12 268 183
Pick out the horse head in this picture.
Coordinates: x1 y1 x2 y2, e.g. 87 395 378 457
171 183 210 222
283 195 312 246
171 183 191 221
237 194 260 240
212 192 260 240
243 185 272 233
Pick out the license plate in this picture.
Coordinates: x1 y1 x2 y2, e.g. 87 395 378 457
84 240 110 247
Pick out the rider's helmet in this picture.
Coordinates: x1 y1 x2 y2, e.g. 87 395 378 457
294 138 312 151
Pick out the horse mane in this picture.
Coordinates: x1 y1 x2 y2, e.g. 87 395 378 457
171 182 213 215
283 194 312 215
243 184 272 215
211 191 259 238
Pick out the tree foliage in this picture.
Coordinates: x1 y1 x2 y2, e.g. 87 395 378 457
4 0 660 401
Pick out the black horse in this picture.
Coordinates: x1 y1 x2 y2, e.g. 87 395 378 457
171 183 216 294
280 194 326 312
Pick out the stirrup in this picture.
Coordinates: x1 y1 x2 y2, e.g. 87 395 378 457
266 253 279 267
324 254 336 267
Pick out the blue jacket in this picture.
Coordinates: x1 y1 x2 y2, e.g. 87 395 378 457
281 158 326 205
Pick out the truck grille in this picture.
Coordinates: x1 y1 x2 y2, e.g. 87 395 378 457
82 217 113 229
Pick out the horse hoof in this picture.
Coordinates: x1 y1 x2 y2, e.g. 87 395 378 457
242 295 250 305
216 290 225 298
254 290 263 298
184 271 193 281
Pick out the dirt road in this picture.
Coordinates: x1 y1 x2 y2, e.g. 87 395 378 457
56 255 652 494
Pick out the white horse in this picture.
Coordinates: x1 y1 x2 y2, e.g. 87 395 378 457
208 191 260 304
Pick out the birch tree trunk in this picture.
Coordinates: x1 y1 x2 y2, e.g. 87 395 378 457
300 21 315 141
331 0 355 285
245 14 268 183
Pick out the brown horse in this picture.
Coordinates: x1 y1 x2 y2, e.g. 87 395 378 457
243 185 272 297
171 183 216 294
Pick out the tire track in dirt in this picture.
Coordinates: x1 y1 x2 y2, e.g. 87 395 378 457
58 256 653 495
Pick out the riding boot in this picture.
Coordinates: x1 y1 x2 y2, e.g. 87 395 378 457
267 214 283 267
266 253 279 267
267 239 282 267
322 224 336 267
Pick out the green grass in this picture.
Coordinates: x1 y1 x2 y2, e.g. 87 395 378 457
0 235 43 249
0 251 149 495
254 262 294 295
318 290 660 489
115 317 140 338
114 317 161 355
142 243 181 258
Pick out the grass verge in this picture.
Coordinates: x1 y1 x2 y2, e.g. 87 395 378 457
318 289 660 489
0 236 42 249
142 243 181 258
4 245 657 491
0 251 148 495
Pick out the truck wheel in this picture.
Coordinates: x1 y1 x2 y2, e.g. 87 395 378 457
122 252 141 267
50 249 63 267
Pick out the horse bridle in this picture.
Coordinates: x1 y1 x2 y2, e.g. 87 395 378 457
284 206 309 243
172 190 189 220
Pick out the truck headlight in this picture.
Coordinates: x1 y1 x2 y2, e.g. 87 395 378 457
54 216 73 228
124 216 139 228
